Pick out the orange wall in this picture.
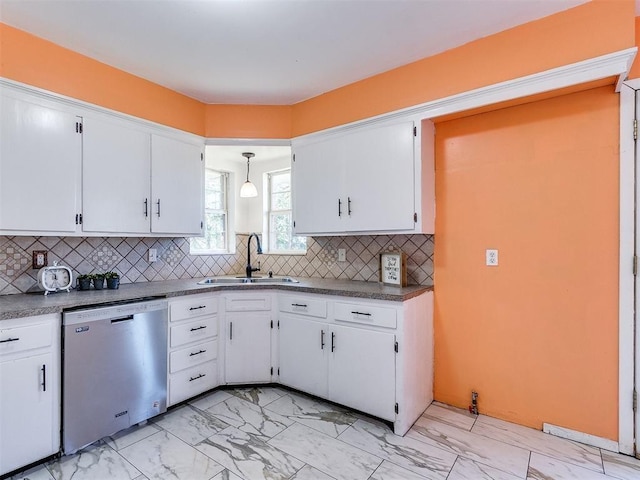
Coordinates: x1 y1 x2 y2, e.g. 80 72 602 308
291 0 634 136
628 16 640 79
205 104 292 139
0 23 206 135
434 86 619 439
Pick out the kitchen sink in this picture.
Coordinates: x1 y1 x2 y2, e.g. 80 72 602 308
197 276 299 285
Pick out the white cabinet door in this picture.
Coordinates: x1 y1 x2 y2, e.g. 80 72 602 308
225 312 272 383
328 324 396 421
151 134 203 235
0 352 55 476
0 95 81 232
292 139 344 235
278 315 328 398
82 116 151 233
343 121 415 232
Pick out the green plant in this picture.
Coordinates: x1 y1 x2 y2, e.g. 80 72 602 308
76 274 91 280
104 271 119 279
93 273 105 280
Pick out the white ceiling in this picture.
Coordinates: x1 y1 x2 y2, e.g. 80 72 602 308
0 0 589 105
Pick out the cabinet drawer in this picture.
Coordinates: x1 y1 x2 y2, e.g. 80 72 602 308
170 296 217 322
169 360 217 406
225 295 271 312
279 295 327 318
334 302 397 329
170 317 217 348
170 340 218 374
0 322 52 356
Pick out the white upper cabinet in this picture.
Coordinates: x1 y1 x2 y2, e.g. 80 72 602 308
0 84 204 236
151 134 203 236
82 116 151 234
292 119 435 235
0 94 81 233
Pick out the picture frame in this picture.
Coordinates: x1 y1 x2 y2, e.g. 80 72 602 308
380 251 407 286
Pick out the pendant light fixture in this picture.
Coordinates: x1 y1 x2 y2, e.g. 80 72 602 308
240 152 258 198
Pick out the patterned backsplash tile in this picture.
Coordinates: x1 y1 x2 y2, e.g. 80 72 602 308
0 234 434 295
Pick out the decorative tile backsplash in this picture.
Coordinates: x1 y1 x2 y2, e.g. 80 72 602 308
0 234 433 295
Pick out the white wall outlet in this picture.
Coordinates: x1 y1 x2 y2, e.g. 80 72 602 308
486 249 498 266
148 248 158 262
338 248 346 262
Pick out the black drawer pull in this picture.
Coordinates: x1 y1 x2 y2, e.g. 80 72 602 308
292 303 308 308
331 332 336 352
189 349 206 357
189 373 206 382
190 325 207 332
0 337 19 343
41 364 47 392
351 311 372 316
321 330 325 350
189 305 206 311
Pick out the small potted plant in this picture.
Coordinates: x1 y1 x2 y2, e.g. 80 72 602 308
105 271 120 290
76 274 92 291
92 273 105 290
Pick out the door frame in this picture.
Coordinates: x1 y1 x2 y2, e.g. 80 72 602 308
619 78 639 456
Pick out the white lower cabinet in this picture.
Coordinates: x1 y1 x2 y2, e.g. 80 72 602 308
328 324 396 421
224 293 273 384
167 294 219 406
279 314 328 398
0 314 60 477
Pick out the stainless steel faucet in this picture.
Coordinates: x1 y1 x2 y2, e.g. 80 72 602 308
246 233 263 278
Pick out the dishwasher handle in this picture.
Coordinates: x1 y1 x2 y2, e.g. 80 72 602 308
111 315 134 324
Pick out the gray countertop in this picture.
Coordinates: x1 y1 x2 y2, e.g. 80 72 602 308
0 277 433 320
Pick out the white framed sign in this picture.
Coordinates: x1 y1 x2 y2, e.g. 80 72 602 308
380 251 407 286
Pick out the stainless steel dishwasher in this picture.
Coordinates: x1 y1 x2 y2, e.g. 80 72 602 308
62 298 168 454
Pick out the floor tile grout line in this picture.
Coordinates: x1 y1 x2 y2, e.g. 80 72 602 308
363 457 386 480
444 455 461 480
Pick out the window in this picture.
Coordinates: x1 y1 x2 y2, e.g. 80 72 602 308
267 169 306 253
191 169 229 253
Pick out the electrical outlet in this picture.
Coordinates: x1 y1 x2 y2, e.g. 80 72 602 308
32 250 48 269
486 249 498 266
148 248 158 262
338 248 346 262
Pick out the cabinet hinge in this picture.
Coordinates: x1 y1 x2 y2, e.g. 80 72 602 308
634 119 638 141
394 341 398 353
413 212 418 223
634 390 637 412
413 126 417 137
395 403 399 414
634 256 638 276
270 367 274 376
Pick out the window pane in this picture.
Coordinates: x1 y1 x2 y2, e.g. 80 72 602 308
202 212 226 250
271 191 291 210
270 213 292 251
270 172 291 194
205 171 224 210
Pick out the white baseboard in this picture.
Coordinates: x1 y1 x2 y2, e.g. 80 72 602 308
543 423 619 452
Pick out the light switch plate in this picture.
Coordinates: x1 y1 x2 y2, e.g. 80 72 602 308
338 249 346 262
148 248 158 263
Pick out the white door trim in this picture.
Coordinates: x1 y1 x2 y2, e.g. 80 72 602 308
619 78 639 456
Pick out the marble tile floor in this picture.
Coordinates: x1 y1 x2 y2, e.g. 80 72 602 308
9 387 640 480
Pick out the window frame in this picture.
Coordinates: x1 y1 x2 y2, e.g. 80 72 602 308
190 168 232 255
264 168 307 255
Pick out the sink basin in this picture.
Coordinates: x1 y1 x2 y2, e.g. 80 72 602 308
197 276 299 285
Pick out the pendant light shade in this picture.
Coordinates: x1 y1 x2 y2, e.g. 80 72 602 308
240 152 258 198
